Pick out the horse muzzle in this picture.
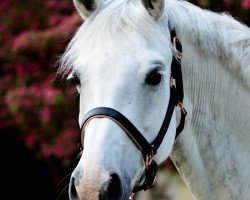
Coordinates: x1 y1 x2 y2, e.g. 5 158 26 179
69 172 130 200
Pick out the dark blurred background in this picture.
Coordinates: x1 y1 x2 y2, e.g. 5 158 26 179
0 0 249 199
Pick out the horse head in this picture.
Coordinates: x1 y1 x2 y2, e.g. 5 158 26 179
60 0 179 199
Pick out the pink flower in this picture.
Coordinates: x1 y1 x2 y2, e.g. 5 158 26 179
43 88 56 103
48 15 65 26
41 106 52 123
0 24 4 32
223 0 233 5
15 114 23 124
29 63 40 74
15 63 26 75
12 31 29 50
53 146 65 158
41 145 65 159
242 0 250 9
42 146 54 157
0 108 7 116
47 0 57 9
24 133 37 149
0 0 11 12
30 85 43 99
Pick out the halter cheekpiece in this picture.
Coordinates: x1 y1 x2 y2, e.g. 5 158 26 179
78 30 187 198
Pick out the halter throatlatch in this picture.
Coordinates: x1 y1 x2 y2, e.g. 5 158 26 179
78 30 187 198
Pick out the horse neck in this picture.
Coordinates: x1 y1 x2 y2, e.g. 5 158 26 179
166 1 250 199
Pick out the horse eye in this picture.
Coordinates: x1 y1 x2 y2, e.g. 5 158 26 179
145 70 162 86
71 75 81 86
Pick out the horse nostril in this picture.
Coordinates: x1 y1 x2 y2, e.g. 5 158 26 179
69 177 79 200
99 173 122 200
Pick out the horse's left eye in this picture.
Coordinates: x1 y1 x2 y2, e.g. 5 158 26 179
145 70 162 86
71 75 81 86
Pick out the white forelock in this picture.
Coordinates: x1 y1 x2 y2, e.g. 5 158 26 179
59 0 170 76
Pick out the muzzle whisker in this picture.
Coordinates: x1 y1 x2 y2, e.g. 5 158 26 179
57 183 70 200
57 172 72 188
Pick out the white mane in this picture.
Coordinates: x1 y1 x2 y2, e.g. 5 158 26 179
165 0 250 88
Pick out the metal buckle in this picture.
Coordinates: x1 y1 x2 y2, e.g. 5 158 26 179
170 77 174 88
129 193 135 200
145 145 155 169
173 36 183 60
178 101 187 115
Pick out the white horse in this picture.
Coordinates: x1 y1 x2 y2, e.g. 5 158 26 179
59 0 250 199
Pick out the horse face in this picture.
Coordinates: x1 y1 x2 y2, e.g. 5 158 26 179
63 0 177 199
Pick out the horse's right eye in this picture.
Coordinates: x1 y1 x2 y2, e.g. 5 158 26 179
145 70 162 86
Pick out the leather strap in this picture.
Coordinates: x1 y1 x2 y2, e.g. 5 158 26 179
170 29 187 139
150 87 176 151
79 85 176 160
80 107 153 160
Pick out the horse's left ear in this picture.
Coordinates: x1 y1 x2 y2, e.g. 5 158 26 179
73 0 102 19
140 0 164 19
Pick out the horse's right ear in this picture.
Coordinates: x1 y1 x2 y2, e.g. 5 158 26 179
140 0 164 20
73 0 102 19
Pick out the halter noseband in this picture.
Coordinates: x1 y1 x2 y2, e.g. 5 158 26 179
78 30 187 195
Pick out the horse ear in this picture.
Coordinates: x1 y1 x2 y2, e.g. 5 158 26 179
140 0 164 19
73 0 102 19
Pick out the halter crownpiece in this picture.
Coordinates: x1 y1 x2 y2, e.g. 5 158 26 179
78 30 187 198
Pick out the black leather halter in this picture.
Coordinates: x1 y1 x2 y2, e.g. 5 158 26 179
78 30 187 194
